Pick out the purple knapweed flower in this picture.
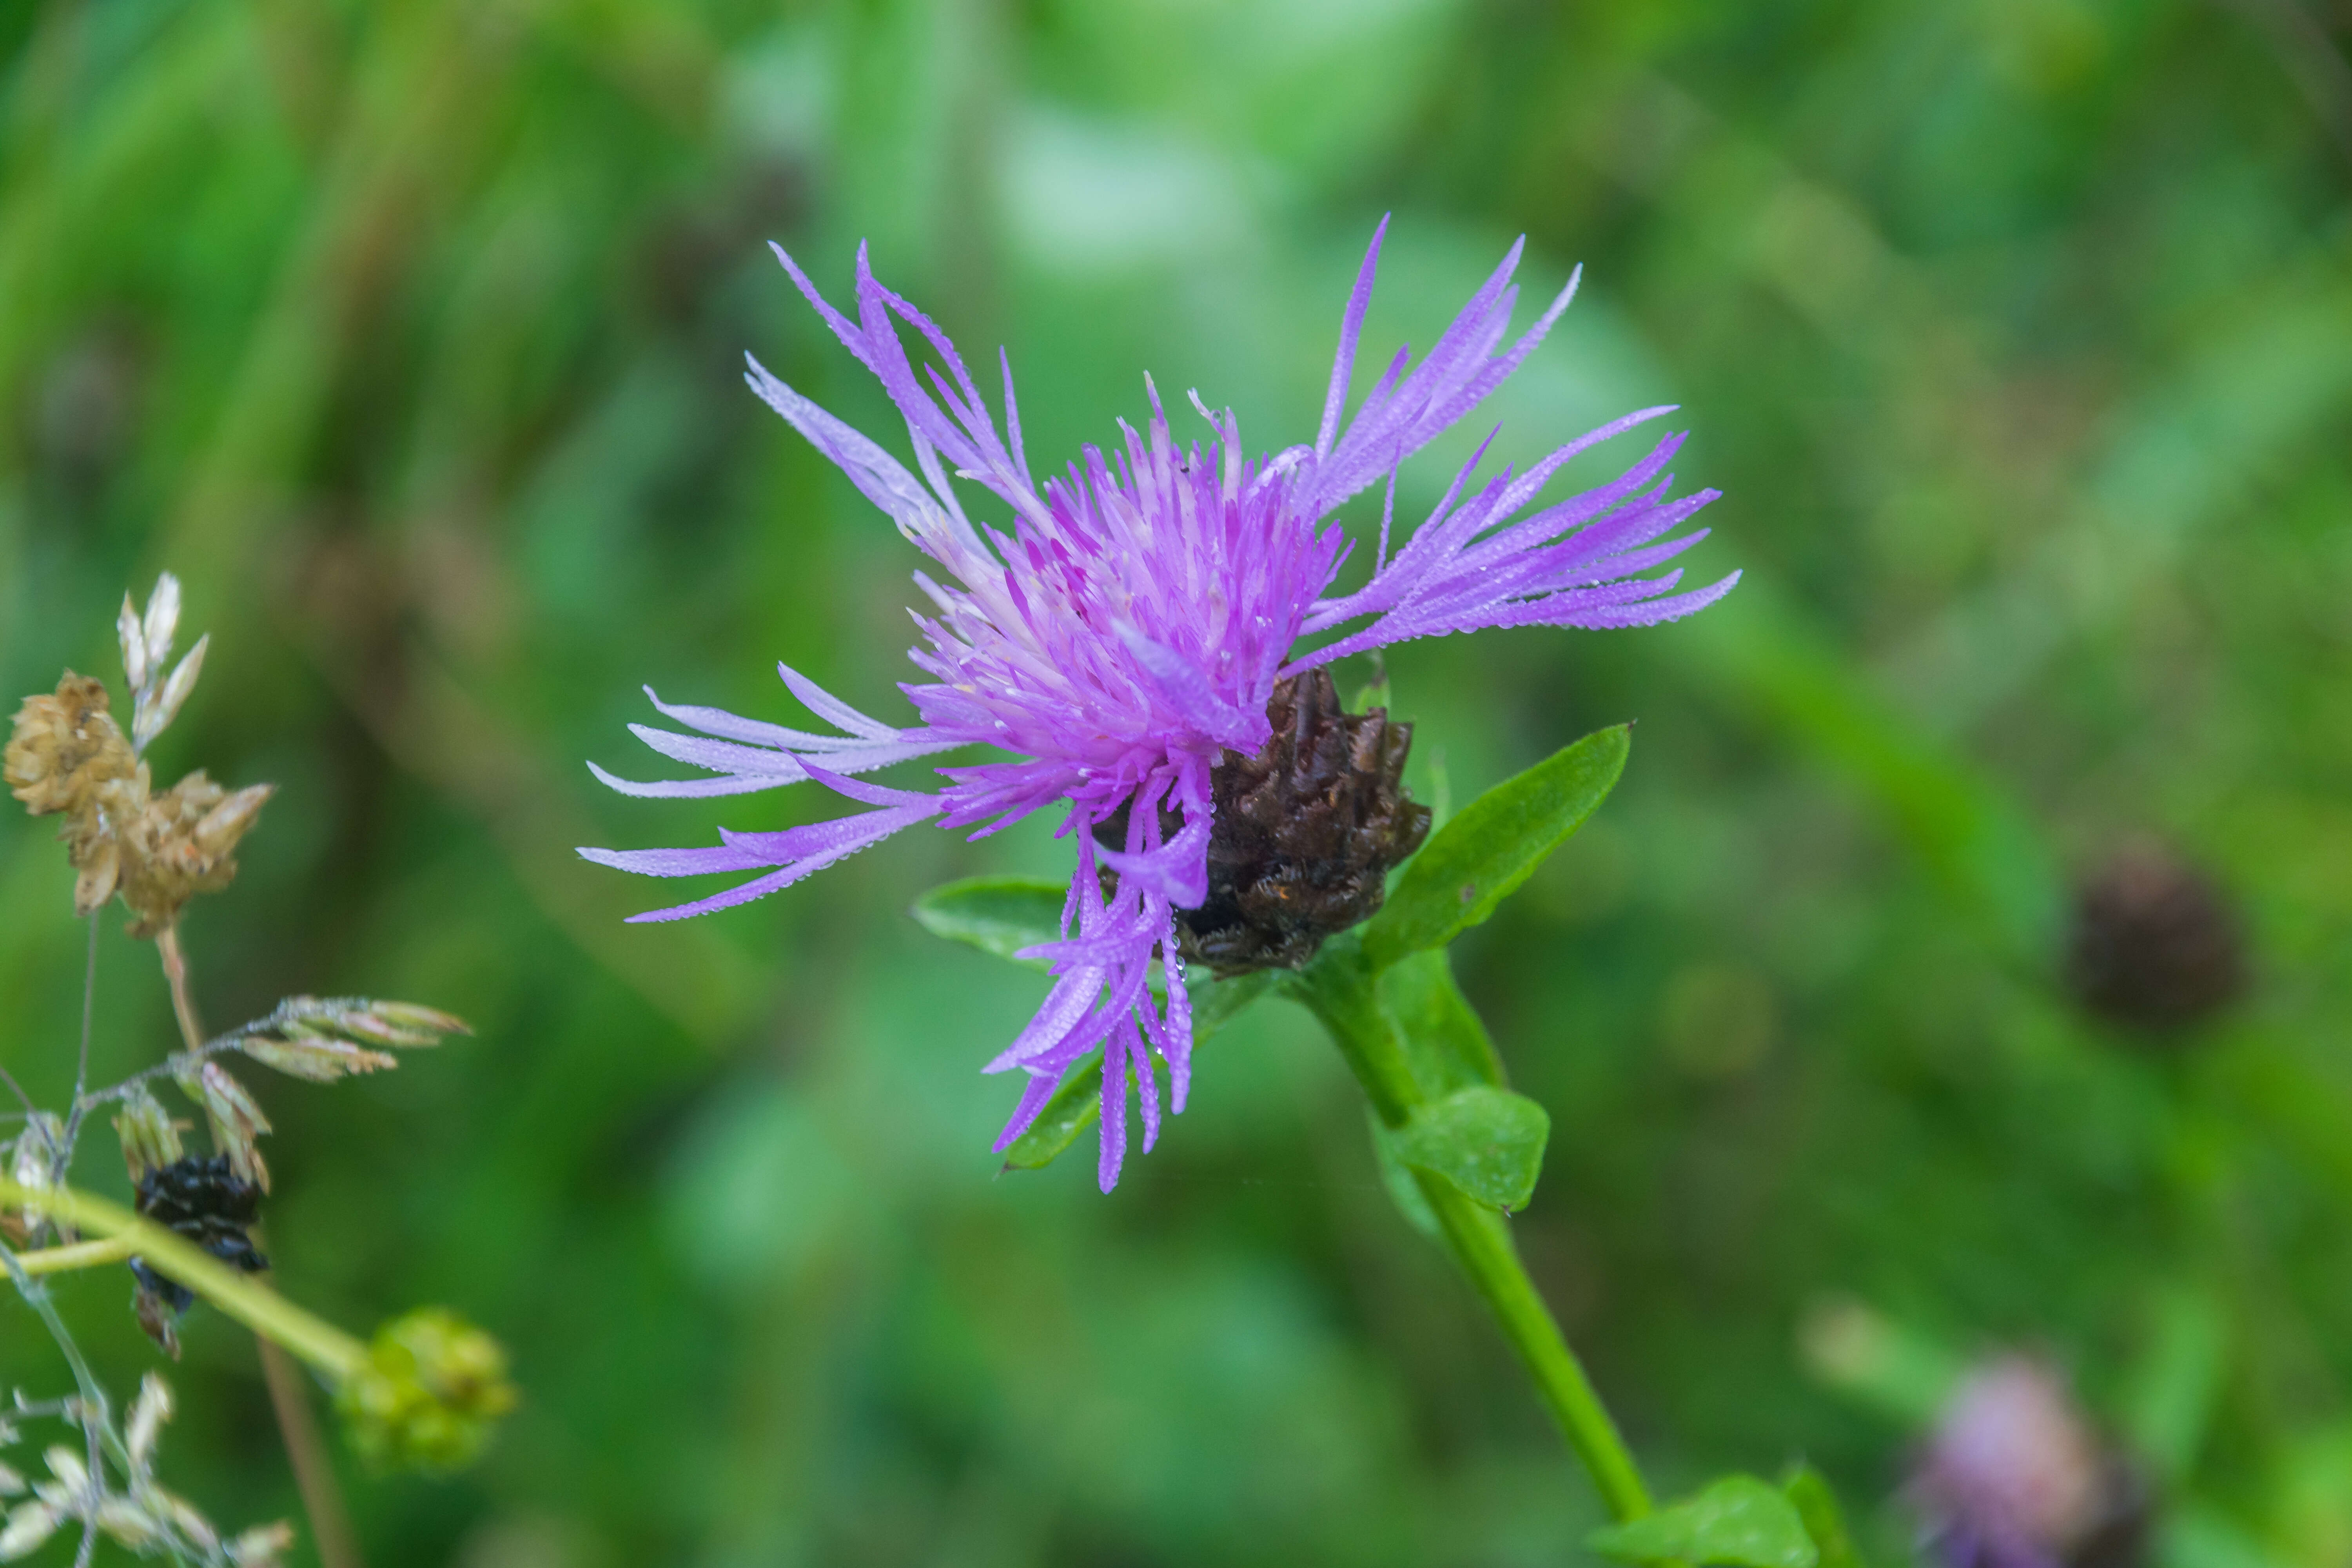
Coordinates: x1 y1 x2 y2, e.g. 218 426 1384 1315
583 219 1735 1191
1911 1357 2151 1568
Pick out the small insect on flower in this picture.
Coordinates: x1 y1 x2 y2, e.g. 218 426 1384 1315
585 220 1736 1190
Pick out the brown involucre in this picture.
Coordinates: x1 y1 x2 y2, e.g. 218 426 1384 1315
1106 670 1431 976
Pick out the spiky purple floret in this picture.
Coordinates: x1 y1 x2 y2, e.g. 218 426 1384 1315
581 218 1736 1191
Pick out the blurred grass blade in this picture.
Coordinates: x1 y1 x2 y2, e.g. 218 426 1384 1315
1361 725 1629 969
1669 586 2062 963
2119 1285 2227 1483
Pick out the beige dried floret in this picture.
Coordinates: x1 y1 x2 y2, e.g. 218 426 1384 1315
9 578 273 931
116 771 275 938
184 1061 272 1192
5 1115 63 1241
0 1501 59 1561
226 1520 294 1565
2 673 136 818
112 1086 187 1184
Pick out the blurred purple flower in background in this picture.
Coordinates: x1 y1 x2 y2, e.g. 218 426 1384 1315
583 218 1735 1189
1913 1357 2151 1568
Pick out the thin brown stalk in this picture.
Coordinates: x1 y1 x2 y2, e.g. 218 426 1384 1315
259 1334 366 1568
156 926 206 1060
154 924 369 1568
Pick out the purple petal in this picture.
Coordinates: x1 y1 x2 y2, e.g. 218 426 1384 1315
1315 214 1390 461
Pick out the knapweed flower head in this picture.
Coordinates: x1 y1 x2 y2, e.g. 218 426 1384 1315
585 220 1736 1190
1912 1357 2151 1568
2067 842 2244 1037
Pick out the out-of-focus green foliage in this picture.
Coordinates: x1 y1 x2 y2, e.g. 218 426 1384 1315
1 0 2348 1563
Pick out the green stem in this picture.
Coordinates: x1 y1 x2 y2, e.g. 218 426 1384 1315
0 1243 130 1475
0 1178 368 1382
12 1234 137 1275
1289 934 1653 1522
1414 1174 1652 1518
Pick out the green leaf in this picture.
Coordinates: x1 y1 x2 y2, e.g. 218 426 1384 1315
1367 1109 1440 1237
1588 1475 1819 1568
1388 1084 1549 1211
2118 1286 2225 1484
1780 1466 1862 1568
1363 948 1510 1226
910 876 1066 968
1380 948 1506 1094
1360 725 1631 969
998 971 1274 1172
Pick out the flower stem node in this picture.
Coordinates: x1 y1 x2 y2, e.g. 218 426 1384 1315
336 1308 519 1474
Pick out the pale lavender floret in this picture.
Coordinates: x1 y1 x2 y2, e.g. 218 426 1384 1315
583 218 1736 1190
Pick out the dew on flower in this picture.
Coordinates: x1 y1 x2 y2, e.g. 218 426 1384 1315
584 220 1735 1191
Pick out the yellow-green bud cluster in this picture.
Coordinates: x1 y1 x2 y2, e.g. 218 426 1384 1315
336 1308 518 1473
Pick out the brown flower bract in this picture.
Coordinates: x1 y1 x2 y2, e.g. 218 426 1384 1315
1116 670 1432 975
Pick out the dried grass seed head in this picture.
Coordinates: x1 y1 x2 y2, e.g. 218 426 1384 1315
116 773 275 937
113 1087 188 1184
0 1499 61 1559
4 673 136 819
4 1115 63 1241
11 578 269 931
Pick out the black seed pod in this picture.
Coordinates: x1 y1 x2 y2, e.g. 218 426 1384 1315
1111 669 1431 975
2066 844 2245 1036
127 1152 268 1315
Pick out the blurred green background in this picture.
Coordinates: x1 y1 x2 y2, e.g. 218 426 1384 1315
4 0 2351 1562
